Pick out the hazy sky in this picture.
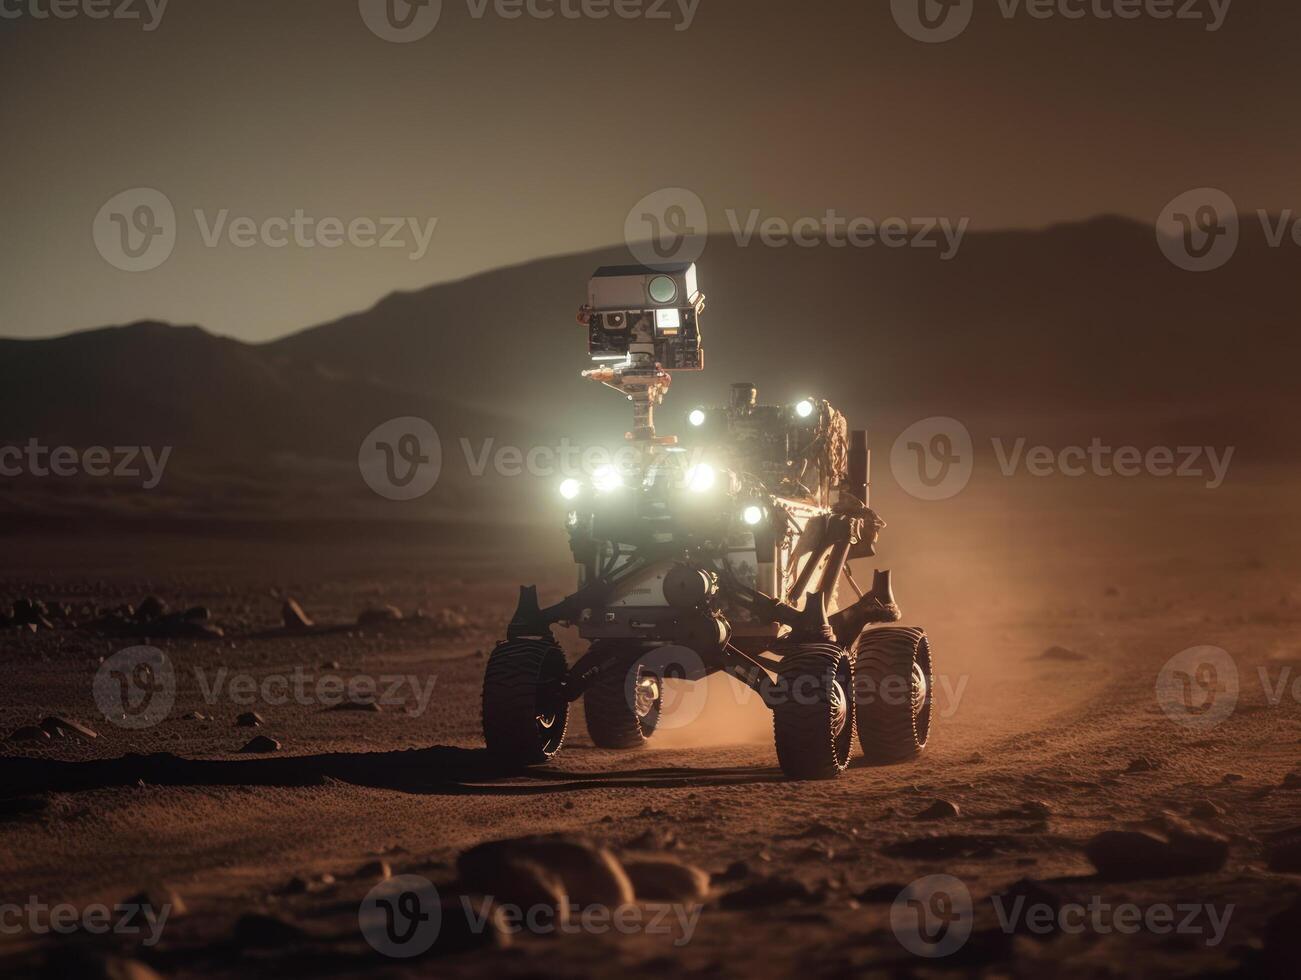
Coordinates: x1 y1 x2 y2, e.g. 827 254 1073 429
2 0 1298 341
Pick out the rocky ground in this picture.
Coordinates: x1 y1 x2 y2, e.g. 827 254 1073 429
1 473 1299 978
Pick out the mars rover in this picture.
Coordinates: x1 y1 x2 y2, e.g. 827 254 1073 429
481 264 933 779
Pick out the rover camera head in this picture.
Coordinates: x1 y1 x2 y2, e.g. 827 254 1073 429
584 263 705 370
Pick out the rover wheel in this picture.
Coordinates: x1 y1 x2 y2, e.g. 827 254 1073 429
853 626 932 764
482 638 569 765
770 642 855 780
583 645 662 749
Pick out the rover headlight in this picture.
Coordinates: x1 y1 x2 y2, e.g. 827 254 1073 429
795 399 815 419
688 408 706 427
685 463 716 493
559 478 583 501
742 504 765 526
592 465 624 493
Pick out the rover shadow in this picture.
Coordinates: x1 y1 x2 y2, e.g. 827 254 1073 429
0 746 786 801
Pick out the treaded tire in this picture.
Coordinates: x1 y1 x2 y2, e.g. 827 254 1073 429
583 645 662 749
482 638 569 765
770 642 855 780
853 626 932 764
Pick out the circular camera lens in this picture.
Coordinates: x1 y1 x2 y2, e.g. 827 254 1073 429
607 313 626 328
647 275 678 305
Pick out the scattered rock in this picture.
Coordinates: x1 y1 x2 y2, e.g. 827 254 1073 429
6 725 50 742
39 715 98 740
622 856 710 902
431 899 513 954
624 826 679 851
1189 800 1225 820
321 660 341 670
181 710 208 721
1282 772 1301 788
282 598 314 630
465 858 569 929
1222 773 1245 783
330 700 382 713
855 882 907 904
233 913 306 948
1125 756 1160 773
458 835 633 909
239 735 281 753
357 605 403 626
1040 646 1087 662
39 951 163 980
354 859 392 880
121 885 187 925
236 711 265 728
719 875 815 910
884 834 1022 860
1265 826 1301 873
712 860 750 884
995 800 1052 820
136 595 168 621
1084 814 1228 879
917 799 961 820
997 878 1078 934
430 608 470 634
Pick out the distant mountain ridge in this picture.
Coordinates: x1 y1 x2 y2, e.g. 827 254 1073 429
1 217 1293 519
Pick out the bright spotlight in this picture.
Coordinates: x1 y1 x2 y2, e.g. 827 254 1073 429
592 465 623 493
686 463 716 493
742 505 764 526
688 409 707 427
559 478 583 500
795 399 815 419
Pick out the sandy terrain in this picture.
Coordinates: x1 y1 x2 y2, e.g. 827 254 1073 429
1 470 1299 978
